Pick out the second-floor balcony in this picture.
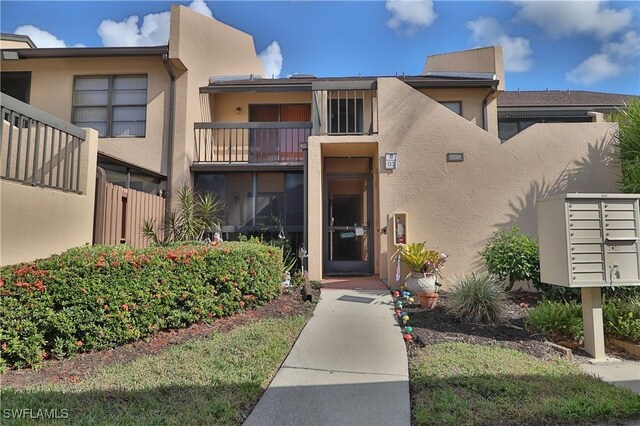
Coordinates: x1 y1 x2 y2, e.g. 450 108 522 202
193 122 312 165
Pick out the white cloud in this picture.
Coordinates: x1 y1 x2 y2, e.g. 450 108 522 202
386 0 437 36
566 53 621 85
259 41 283 78
14 25 84 48
603 31 640 59
188 0 213 18
515 0 632 39
466 17 533 72
98 13 170 47
566 31 640 85
97 0 214 47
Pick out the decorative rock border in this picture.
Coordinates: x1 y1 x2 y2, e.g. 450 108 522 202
393 289 426 347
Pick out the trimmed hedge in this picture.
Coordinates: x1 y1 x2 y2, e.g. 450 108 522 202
0 242 283 369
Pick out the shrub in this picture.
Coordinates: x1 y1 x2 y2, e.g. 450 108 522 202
526 301 583 342
604 297 640 344
528 298 640 344
0 242 283 369
612 99 640 193
480 226 540 291
447 273 508 324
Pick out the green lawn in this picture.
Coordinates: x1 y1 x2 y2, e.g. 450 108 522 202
410 343 640 425
1 317 307 425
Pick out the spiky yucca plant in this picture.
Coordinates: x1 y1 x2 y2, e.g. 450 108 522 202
448 273 507 325
143 182 224 245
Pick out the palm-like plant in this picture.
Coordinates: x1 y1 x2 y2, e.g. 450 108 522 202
143 182 224 245
612 100 640 193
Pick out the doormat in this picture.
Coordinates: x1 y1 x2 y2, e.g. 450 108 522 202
337 295 375 304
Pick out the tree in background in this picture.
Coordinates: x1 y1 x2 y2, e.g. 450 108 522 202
614 100 640 193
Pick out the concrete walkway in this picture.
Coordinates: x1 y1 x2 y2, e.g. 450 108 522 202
580 359 640 394
244 276 410 426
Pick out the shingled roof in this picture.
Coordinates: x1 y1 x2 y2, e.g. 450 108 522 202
498 90 637 107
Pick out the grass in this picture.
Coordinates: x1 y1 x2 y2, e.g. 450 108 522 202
1 317 307 425
410 343 640 425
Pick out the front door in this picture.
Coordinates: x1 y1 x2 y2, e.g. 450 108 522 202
324 173 373 275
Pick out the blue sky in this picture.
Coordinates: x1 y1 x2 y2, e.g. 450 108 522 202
1 1 639 94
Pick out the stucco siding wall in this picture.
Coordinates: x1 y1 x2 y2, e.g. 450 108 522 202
0 40 32 49
211 92 312 123
0 57 170 175
169 5 264 198
418 87 489 129
1 128 99 266
376 77 619 286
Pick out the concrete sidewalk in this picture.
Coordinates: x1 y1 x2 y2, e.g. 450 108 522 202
244 276 410 426
580 359 640 394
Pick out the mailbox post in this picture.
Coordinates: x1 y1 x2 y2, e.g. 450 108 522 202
538 194 640 359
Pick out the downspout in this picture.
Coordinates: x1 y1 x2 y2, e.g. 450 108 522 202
162 52 176 210
482 85 497 131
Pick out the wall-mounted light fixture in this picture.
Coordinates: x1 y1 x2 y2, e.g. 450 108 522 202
446 153 464 162
235 107 242 115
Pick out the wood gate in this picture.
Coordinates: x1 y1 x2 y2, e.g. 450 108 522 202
94 171 165 248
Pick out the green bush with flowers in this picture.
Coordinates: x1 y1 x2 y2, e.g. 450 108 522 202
0 242 283 369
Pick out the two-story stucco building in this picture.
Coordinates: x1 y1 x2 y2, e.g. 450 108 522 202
0 5 622 285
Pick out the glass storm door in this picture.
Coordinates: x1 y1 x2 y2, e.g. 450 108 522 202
324 174 373 275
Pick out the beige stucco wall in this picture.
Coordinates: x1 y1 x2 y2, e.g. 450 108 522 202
0 40 32 49
376 77 618 287
305 77 619 284
168 5 264 200
211 92 312 123
0 56 170 175
424 46 505 91
419 88 490 129
0 128 99 266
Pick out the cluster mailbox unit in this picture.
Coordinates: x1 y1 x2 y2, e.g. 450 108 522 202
537 193 640 358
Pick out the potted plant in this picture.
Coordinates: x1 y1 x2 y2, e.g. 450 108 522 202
400 242 448 309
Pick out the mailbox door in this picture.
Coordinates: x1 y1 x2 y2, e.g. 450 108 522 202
603 200 640 284
568 201 605 285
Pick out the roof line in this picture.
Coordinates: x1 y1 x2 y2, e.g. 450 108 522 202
200 76 498 93
5 46 168 59
0 33 36 48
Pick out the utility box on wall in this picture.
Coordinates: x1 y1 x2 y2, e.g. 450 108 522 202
392 212 408 246
538 194 640 288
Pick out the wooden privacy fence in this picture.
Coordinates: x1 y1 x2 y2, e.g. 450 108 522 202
94 175 165 248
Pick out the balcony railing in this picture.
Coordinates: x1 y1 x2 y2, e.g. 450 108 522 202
194 122 311 164
1 94 87 193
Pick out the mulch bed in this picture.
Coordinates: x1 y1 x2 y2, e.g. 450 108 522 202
404 290 561 360
3 289 316 389
404 290 638 362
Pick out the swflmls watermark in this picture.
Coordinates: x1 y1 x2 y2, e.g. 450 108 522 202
3 408 69 420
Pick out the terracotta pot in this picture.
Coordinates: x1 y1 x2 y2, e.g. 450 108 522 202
405 272 437 294
418 292 439 309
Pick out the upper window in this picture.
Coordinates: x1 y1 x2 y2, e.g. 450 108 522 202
72 75 147 138
0 72 31 103
329 98 363 134
439 101 462 115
